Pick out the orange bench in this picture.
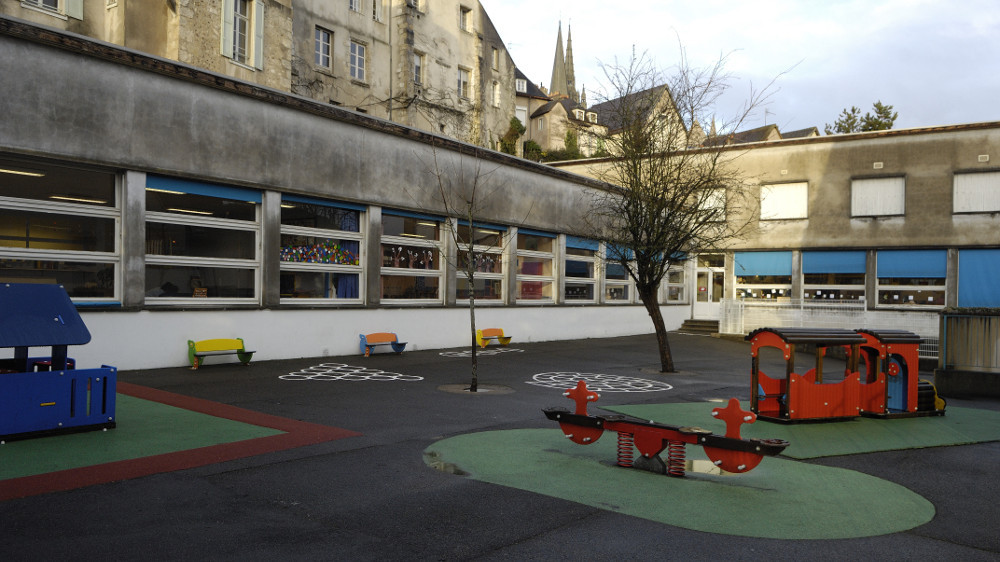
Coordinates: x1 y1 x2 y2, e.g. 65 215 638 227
475 328 512 349
360 332 407 357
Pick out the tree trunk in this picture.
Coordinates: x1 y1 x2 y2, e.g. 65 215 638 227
469 289 478 392
639 286 675 372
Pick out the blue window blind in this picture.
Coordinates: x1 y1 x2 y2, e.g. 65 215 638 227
282 194 366 212
735 251 792 276
566 236 599 251
382 208 443 222
802 251 866 274
606 244 634 261
518 228 556 238
147 174 262 203
958 249 1000 307
877 250 946 278
457 220 507 232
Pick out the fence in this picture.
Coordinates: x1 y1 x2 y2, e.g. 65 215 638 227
719 299 940 359
939 312 1000 372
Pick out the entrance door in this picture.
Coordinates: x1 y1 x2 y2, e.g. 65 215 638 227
693 254 725 320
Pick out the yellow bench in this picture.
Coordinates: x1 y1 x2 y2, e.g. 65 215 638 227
476 328 512 348
360 332 407 357
187 338 255 370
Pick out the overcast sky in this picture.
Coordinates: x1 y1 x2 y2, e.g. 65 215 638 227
480 0 1000 133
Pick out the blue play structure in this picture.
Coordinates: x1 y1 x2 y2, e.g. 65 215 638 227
0 283 116 440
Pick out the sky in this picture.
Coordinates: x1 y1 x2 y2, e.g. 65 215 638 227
480 0 1000 133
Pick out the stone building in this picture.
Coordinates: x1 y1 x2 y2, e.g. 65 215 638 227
1 0 514 148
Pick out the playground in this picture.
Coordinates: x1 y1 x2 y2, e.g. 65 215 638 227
2 327 999 559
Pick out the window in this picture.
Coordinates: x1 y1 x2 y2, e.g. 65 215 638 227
701 188 727 221
22 0 81 17
456 223 505 302
373 0 383 21
412 52 424 85
564 237 598 303
145 175 260 303
492 82 500 107
222 0 263 69
457 68 470 99
537 117 544 131
314 27 332 69
603 247 633 303
852 177 905 217
0 156 119 302
877 249 945 307
349 0 360 12
280 196 363 302
573 109 584 120
803 251 866 301
760 182 808 220
515 78 527 93
460 6 472 31
664 267 686 303
381 212 442 301
587 112 597 123
492 47 500 70
350 40 366 81
735 251 792 299
516 230 555 302
515 107 528 129
953 171 1000 213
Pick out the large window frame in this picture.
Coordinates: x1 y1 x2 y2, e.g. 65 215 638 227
455 222 506 304
803 250 866 302
314 26 332 70
380 210 443 303
279 195 364 304
221 0 263 69
350 40 367 82
457 67 470 99
876 249 946 308
144 175 261 305
564 236 598 304
0 156 120 304
516 229 555 303
735 251 793 299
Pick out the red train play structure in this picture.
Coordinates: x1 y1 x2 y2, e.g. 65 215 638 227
544 380 789 477
748 327 946 422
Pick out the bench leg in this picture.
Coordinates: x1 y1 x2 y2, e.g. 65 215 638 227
364 346 372 358
190 356 201 370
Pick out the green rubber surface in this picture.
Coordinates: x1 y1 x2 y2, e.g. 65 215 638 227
0 394 283 480
604 403 1000 458
425 428 936 539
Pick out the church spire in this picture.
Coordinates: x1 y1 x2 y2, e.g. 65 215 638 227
565 23 578 104
548 22 569 99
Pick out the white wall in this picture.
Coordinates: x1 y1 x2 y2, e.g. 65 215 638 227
6 305 686 371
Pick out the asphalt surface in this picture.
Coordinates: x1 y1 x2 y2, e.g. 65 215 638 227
2 332 999 561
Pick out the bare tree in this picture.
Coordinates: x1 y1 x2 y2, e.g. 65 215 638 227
583 47 773 372
423 144 526 391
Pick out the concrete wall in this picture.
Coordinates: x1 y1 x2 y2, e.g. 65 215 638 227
0 18 688 372
560 126 1000 250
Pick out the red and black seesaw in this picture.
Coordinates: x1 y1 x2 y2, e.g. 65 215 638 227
543 380 789 477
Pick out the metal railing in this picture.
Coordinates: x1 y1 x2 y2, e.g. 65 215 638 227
719 299 940 359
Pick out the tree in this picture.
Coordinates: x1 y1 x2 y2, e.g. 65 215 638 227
825 101 897 134
424 144 527 391
582 48 768 372
522 140 543 161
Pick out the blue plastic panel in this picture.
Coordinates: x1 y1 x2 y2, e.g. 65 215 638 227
0 283 91 348
877 250 946 278
958 248 1000 307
